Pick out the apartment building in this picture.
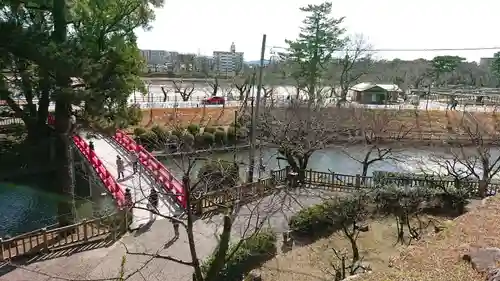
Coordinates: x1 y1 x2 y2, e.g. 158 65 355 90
213 42 244 76
140 50 180 66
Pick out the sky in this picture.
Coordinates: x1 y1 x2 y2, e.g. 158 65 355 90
136 0 500 62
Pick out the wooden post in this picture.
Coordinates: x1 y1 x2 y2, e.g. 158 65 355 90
82 219 88 241
331 171 335 187
355 174 361 188
309 168 313 185
111 216 117 241
0 238 4 261
42 228 48 252
270 170 276 185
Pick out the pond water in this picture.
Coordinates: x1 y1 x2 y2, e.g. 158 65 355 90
0 176 117 238
160 146 452 181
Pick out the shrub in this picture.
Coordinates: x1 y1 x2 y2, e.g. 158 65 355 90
202 132 215 146
194 134 206 147
133 127 146 137
126 105 143 126
202 229 277 281
151 125 168 142
197 159 239 191
226 127 237 143
289 200 340 239
171 129 183 138
204 127 216 134
187 124 200 135
182 132 195 147
214 130 227 145
137 130 157 150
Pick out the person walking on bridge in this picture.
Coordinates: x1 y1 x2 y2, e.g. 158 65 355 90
116 155 125 179
148 188 159 220
130 151 139 174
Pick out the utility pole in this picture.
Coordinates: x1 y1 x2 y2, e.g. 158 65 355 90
247 34 267 183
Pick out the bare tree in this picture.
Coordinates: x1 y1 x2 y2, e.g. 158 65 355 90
233 76 252 101
259 101 339 185
340 108 413 178
160 85 170 102
433 126 500 197
331 35 372 107
170 80 196 102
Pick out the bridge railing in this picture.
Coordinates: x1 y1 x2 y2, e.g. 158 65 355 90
47 114 124 206
113 129 187 208
72 134 125 206
0 213 127 261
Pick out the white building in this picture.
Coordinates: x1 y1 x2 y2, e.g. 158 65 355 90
140 50 179 66
213 42 244 76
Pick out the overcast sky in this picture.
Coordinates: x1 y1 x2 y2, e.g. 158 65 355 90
136 0 499 62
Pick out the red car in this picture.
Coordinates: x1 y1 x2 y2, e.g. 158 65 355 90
202 96 225 105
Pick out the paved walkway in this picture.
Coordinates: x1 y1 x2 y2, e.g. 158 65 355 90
79 132 180 228
0 187 339 281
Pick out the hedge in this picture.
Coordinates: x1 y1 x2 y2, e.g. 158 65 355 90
214 130 227 144
202 132 215 146
202 229 277 281
187 124 200 135
133 127 146 136
204 127 217 134
288 200 341 239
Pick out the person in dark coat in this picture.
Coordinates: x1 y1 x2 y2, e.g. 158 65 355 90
148 188 159 220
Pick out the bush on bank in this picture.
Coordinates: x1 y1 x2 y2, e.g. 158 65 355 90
289 182 473 241
202 229 277 281
197 159 239 191
132 123 246 150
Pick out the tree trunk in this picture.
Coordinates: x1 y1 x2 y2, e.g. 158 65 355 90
53 0 73 226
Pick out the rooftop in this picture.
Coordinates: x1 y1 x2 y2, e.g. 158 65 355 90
351 82 403 92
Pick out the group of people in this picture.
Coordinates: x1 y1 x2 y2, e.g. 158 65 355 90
121 152 180 238
115 151 139 180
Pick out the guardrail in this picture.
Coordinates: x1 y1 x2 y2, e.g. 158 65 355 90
72 134 125 206
192 167 500 215
134 101 241 109
113 129 187 208
47 114 125 206
0 213 127 261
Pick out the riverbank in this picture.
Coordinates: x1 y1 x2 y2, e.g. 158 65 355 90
152 144 252 158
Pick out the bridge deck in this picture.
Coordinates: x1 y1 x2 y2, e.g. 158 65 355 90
79 133 178 228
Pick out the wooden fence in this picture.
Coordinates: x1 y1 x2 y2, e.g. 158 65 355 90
0 212 130 261
191 167 500 215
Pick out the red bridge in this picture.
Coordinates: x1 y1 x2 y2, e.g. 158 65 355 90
47 114 185 225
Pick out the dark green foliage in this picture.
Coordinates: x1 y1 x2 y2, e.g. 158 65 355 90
136 130 157 150
187 124 200 135
204 127 216 134
289 200 340 239
197 159 239 191
226 127 236 143
171 129 183 139
214 130 227 145
202 132 215 146
182 132 195 147
151 125 168 142
133 127 146 137
126 105 143 126
202 230 277 281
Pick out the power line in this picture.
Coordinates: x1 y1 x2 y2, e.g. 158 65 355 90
268 45 500 52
